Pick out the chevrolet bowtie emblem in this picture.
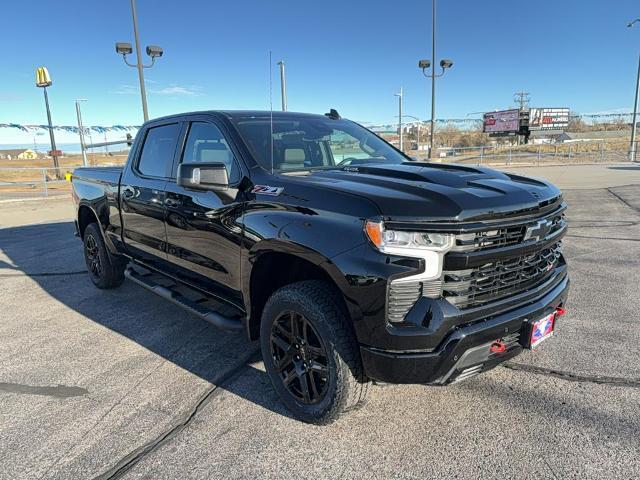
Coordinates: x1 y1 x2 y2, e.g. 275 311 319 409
523 219 553 242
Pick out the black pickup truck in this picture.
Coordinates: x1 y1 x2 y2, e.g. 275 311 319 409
72 110 569 424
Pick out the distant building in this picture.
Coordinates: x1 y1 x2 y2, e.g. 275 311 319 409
556 130 629 143
527 130 630 145
528 130 563 144
0 148 38 160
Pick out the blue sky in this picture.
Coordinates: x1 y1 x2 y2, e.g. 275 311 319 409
2 0 639 126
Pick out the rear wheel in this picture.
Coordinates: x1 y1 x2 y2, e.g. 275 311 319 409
83 222 125 289
260 280 370 424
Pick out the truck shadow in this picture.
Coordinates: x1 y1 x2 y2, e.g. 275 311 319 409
0 220 295 420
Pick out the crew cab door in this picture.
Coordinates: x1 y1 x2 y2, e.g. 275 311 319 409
120 121 182 267
163 117 246 304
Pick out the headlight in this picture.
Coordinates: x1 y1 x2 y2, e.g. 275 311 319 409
365 220 453 254
364 220 454 282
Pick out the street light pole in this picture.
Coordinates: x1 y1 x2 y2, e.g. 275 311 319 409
116 1 163 123
430 0 436 159
130 0 149 122
277 60 287 111
418 0 452 161
395 87 403 151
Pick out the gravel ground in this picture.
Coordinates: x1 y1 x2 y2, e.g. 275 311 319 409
0 164 638 479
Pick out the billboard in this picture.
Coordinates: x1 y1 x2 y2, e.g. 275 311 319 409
483 109 520 134
529 108 570 130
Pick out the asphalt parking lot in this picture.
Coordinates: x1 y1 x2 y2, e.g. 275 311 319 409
1 164 639 479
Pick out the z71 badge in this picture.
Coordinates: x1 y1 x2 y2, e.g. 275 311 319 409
251 185 284 196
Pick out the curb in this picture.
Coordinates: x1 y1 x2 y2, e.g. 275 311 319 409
0 195 69 205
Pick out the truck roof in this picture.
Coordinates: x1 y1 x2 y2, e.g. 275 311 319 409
145 110 335 125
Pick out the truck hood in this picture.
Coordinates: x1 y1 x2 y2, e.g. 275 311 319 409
290 162 562 223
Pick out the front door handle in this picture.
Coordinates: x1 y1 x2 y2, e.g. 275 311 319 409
122 186 135 199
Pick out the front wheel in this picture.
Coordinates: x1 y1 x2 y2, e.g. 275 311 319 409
260 280 370 424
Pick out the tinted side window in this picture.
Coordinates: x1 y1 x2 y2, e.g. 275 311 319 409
182 122 239 183
137 123 180 178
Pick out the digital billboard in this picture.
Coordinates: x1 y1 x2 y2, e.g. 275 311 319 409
529 108 570 130
483 109 520 134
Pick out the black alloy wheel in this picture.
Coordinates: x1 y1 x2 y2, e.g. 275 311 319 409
260 280 370 424
270 311 330 404
85 233 102 281
83 222 126 289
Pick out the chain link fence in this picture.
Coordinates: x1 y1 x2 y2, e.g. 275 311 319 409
0 151 128 201
408 140 636 166
0 167 72 201
0 140 636 201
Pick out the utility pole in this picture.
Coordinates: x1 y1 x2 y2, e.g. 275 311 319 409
628 19 640 162
514 91 530 145
395 87 403 151
277 60 287 111
631 55 640 162
75 99 88 167
514 91 530 110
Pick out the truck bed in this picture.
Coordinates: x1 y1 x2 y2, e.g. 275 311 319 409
72 166 123 186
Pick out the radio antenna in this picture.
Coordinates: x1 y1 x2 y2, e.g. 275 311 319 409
269 51 274 175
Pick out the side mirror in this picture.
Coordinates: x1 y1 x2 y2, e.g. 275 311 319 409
177 162 229 191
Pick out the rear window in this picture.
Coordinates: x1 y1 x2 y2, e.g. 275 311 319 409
137 123 181 178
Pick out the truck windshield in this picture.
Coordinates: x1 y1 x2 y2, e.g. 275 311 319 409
233 116 407 173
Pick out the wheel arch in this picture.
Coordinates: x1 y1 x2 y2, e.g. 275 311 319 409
77 201 118 254
244 240 359 341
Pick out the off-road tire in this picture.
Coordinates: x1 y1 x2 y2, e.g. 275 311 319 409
260 280 370 424
83 222 126 289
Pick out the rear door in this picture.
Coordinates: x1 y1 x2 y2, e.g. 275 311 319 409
120 120 183 267
164 116 246 304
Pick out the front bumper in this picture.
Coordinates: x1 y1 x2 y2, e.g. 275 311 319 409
360 274 569 384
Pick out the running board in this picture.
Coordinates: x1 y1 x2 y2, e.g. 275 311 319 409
124 267 243 333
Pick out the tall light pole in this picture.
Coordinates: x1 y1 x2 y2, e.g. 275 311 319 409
277 60 287 111
35 67 61 179
628 19 640 162
395 87 403 151
418 0 453 160
75 99 88 167
430 0 436 157
116 0 163 122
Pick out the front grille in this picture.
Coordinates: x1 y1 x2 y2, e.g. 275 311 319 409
442 243 562 309
452 211 565 253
